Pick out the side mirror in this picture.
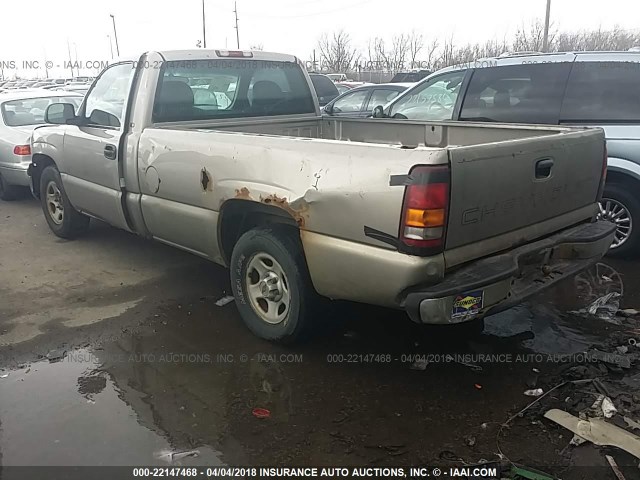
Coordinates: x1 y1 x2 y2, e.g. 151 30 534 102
323 104 333 115
372 105 385 118
45 103 76 124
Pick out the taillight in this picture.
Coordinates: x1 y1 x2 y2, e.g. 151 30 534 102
14 145 31 155
216 50 253 58
597 142 607 201
399 165 450 254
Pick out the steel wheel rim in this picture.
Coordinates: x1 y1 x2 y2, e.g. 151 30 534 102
46 181 64 225
598 198 632 248
245 252 290 325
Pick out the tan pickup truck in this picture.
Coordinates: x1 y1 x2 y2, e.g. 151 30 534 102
28 49 615 342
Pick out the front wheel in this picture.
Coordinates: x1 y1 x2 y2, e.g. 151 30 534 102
40 166 90 239
599 183 639 257
230 227 319 343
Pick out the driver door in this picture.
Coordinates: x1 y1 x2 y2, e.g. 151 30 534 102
61 62 135 229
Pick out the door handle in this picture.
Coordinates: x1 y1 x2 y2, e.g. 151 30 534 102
104 144 117 160
535 158 554 179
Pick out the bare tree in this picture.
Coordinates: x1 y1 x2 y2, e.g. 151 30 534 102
317 30 359 73
512 20 555 53
377 34 410 73
250 43 264 51
408 30 424 69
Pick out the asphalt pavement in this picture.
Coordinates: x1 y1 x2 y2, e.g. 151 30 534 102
1 194 640 479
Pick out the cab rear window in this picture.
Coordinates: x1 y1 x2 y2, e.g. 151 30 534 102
153 59 315 123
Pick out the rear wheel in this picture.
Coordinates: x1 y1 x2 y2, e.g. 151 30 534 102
230 226 320 343
599 183 639 257
40 166 90 239
0 172 23 201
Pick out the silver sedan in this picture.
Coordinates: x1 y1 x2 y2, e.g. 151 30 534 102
0 90 83 200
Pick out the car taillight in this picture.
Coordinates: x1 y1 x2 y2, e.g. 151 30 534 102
597 142 607 201
399 165 450 254
14 145 31 155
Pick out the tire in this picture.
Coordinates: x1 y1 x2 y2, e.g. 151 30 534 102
600 183 640 258
40 166 90 239
0 172 23 201
230 226 320 343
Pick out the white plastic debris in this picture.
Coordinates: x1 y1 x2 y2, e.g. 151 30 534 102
0 374 8 378
524 388 544 397
410 359 429 371
591 394 618 418
619 308 640 317
215 295 235 307
587 292 621 322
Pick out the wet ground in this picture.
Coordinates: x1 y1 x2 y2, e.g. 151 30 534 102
2 196 640 479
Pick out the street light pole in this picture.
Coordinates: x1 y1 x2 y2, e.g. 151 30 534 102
110 14 121 57
202 0 207 48
542 0 552 52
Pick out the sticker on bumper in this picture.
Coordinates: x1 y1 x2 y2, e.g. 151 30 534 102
452 290 484 318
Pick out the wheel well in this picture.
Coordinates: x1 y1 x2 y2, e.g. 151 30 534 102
30 154 57 199
218 199 300 265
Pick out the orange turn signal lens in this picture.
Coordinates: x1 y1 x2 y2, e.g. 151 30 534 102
405 208 445 227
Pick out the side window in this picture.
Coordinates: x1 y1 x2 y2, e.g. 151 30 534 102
366 89 402 110
561 61 640 122
460 63 571 124
332 90 369 113
389 71 465 120
85 63 135 128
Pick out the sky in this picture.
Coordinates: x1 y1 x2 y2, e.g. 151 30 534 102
1 0 639 78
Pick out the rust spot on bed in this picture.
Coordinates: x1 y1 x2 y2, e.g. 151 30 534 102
260 194 309 228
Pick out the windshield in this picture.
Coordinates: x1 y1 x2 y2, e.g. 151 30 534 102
388 71 465 120
1 96 82 126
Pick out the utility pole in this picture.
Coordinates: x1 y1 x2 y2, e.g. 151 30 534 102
234 2 240 49
107 35 114 59
67 38 75 78
542 0 552 52
202 0 207 48
110 14 121 57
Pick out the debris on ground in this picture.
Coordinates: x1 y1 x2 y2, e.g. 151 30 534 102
618 309 640 317
544 409 640 459
410 359 428 370
623 417 640 431
214 295 235 307
252 407 271 419
509 464 555 480
605 454 627 480
524 388 544 397
570 292 622 323
45 349 67 363
589 348 631 369
155 449 200 463
588 394 618 418
0 373 8 378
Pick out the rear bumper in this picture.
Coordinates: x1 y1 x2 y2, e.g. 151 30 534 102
0 162 30 187
401 220 616 324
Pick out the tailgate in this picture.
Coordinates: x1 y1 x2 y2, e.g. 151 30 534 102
445 128 605 254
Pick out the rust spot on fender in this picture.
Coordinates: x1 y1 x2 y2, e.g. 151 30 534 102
261 194 309 228
235 187 252 200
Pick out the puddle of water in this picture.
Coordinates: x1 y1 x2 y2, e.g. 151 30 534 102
0 350 224 466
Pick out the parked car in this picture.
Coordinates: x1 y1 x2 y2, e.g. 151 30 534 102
323 83 411 117
390 69 431 82
29 49 613 343
308 73 339 106
0 90 83 200
376 51 640 256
